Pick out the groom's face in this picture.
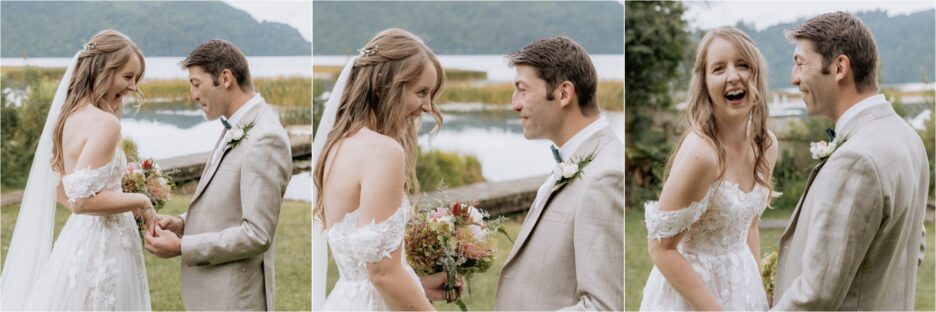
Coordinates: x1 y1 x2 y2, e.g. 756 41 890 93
187 66 228 120
792 39 837 118
512 65 561 141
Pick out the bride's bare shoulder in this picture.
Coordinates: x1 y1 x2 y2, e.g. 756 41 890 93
672 130 719 172
63 105 121 170
342 127 405 166
335 128 405 172
65 105 121 138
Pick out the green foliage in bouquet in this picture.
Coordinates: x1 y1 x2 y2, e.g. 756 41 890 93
761 251 779 303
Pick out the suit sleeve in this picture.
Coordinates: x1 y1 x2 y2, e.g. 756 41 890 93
180 131 292 266
772 151 883 310
559 166 624 311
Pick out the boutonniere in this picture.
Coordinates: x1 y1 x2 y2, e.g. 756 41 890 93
809 139 838 160
224 119 257 151
810 129 845 162
550 149 597 192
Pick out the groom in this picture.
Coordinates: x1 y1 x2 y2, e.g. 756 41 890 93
144 39 292 310
494 36 624 310
773 12 929 310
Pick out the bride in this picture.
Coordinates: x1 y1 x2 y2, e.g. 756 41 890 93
0 30 156 310
640 26 779 311
312 28 452 310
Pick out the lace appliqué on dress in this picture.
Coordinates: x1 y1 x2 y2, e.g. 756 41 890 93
644 186 717 240
338 206 407 264
61 150 125 203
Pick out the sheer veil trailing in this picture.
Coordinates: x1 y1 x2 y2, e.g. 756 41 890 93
312 56 356 310
0 51 80 310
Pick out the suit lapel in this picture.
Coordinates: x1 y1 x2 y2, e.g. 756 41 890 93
504 176 557 264
503 128 611 266
191 102 267 204
780 161 826 241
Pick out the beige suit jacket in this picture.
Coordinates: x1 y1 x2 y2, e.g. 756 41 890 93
494 127 624 311
179 101 292 310
773 103 929 310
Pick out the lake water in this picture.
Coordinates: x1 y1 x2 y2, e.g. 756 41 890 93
0 56 311 79
418 103 623 182
119 107 311 202
314 54 625 82
121 102 622 194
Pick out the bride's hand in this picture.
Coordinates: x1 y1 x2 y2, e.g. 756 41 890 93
420 272 464 302
134 197 156 234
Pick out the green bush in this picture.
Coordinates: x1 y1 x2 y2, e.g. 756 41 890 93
416 148 485 192
121 137 140 163
1 67 57 188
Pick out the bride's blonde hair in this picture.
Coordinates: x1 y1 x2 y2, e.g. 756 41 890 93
664 26 773 193
51 30 145 173
313 28 445 226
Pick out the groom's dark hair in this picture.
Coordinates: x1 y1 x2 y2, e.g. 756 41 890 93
786 11 879 93
181 39 253 92
507 36 599 115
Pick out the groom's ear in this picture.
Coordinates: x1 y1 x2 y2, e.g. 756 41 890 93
220 68 235 90
832 55 851 83
557 81 576 108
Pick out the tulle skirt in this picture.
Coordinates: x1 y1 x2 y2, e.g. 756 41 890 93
640 247 768 311
23 212 150 310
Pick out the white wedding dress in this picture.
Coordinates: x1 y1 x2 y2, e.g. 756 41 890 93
321 199 424 310
640 180 769 311
22 148 151 310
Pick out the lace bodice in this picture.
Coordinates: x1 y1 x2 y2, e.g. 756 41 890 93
645 180 769 254
322 199 423 310
326 199 410 281
640 181 770 310
61 149 126 203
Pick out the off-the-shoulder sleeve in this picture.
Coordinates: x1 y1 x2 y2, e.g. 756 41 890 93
345 207 406 263
644 189 714 240
61 165 113 203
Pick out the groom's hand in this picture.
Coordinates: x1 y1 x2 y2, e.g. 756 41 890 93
144 225 182 258
420 272 464 302
156 214 184 236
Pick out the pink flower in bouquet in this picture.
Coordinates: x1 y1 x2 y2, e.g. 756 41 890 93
430 207 449 220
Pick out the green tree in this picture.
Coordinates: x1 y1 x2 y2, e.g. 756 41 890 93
624 1 690 208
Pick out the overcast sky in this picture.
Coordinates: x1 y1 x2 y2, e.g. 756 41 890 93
684 0 935 30
223 0 311 41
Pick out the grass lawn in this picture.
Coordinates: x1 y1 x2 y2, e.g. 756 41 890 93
324 213 525 311
1 194 311 311
625 209 936 310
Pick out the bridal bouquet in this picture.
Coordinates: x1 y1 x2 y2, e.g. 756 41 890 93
121 159 174 239
405 194 511 311
761 251 779 302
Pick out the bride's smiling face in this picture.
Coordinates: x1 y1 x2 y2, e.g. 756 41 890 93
705 37 754 123
402 60 436 119
104 54 142 108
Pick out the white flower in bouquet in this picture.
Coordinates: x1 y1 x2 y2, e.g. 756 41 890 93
468 224 487 241
468 206 484 224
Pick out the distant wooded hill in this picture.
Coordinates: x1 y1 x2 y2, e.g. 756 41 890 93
312 1 624 55
1 1 311 57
